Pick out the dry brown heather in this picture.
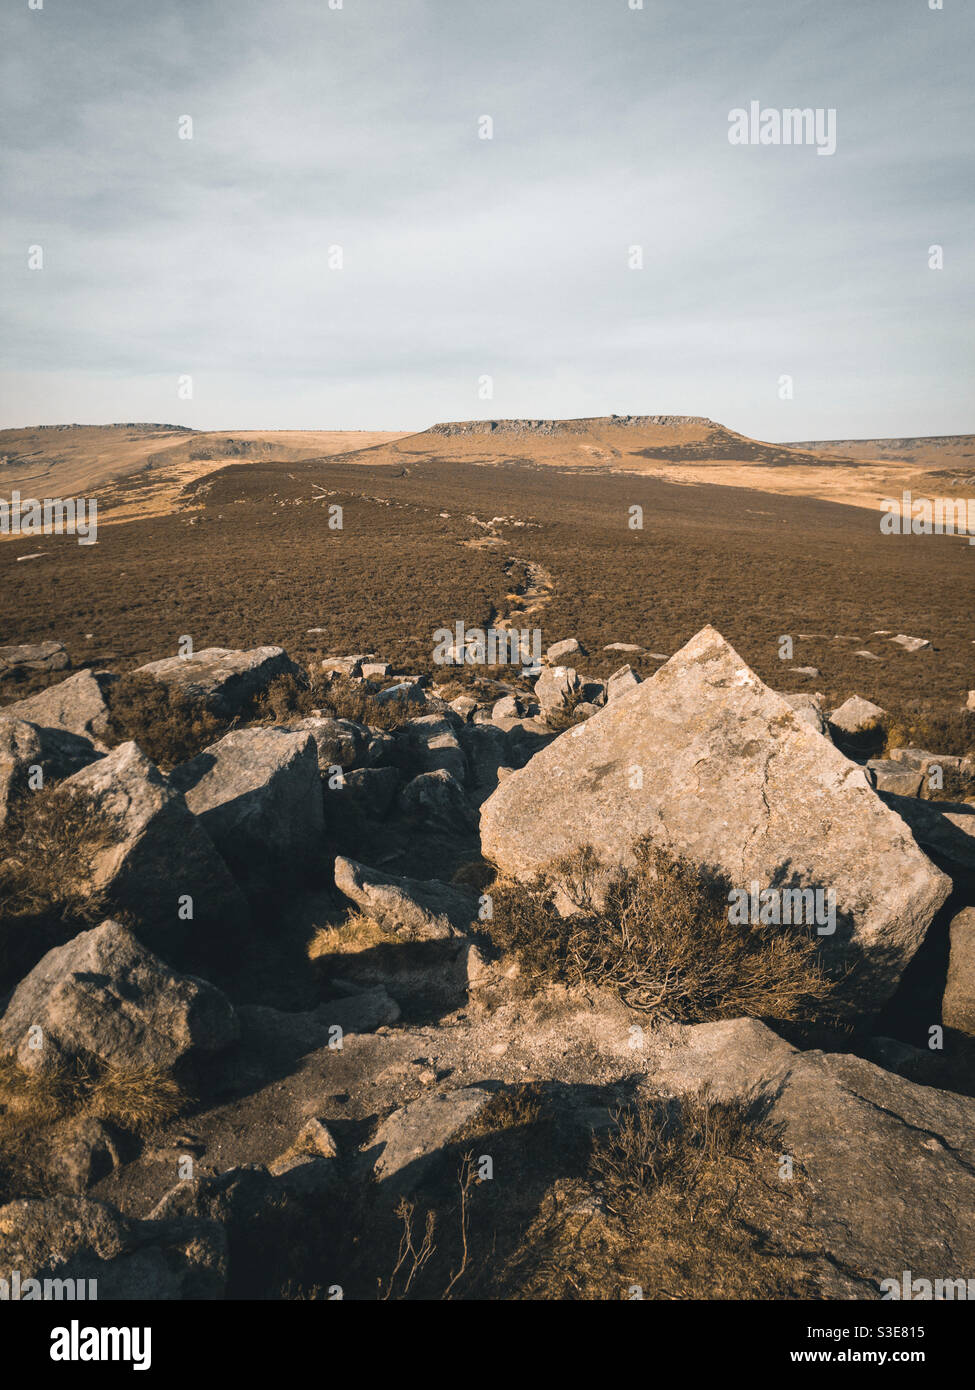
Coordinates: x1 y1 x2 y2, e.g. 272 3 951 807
0 420 971 734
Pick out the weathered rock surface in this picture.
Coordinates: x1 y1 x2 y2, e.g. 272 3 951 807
546 638 584 663
776 692 829 736
0 1196 227 1299
406 715 468 782
481 626 951 1005
61 741 247 935
399 768 477 833
890 634 930 653
882 794 975 872
533 665 579 711
0 715 102 823
325 765 401 820
865 759 924 798
2 670 113 746
292 716 368 772
943 907 975 1037
366 1087 493 1186
828 695 887 738
333 856 476 938
0 641 70 679
0 920 238 1074
170 728 324 884
606 664 641 702
649 1017 975 1291
135 646 300 716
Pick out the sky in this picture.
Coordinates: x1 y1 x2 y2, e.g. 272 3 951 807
1 0 972 440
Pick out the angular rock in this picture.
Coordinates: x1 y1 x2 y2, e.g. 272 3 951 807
292 716 368 772
0 641 70 679
0 1196 227 1300
0 919 238 1074
606 665 641 702
325 765 401 820
398 768 478 833
546 638 585 663
406 715 467 782
2 670 113 746
373 680 427 708
361 661 391 680
534 665 580 711
170 728 324 885
882 794 975 872
481 626 951 1006
890 634 930 653
333 856 476 938
61 741 247 936
829 695 887 738
0 716 102 825
943 907 975 1037
135 646 300 716
604 643 643 654
865 759 924 798
888 747 975 800
367 1087 493 1186
650 1017 975 1290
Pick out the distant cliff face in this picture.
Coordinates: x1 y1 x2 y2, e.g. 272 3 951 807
427 415 713 438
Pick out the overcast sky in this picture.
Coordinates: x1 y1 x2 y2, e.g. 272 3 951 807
1 0 972 439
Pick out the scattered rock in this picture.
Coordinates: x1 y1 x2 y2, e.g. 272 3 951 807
0 919 238 1074
605 665 641 702
0 716 102 825
546 638 585 663
603 643 643 654
170 728 324 886
865 759 924 798
366 1087 493 1187
828 696 887 739
292 716 368 772
2 670 113 746
0 641 70 679
890 634 930 653
135 646 300 716
61 741 248 937
373 680 427 708
333 856 476 938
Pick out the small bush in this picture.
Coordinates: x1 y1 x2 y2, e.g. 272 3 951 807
485 840 835 1024
105 673 227 767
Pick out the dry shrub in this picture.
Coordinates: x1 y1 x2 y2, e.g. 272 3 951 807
0 1055 183 1204
453 1084 548 1141
485 840 835 1025
502 1091 815 1300
105 672 227 767
0 787 116 987
543 690 588 733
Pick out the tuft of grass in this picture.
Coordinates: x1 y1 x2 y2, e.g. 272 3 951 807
453 1084 548 1141
543 689 588 732
105 672 227 767
485 840 835 1025
307 911 399 960
0 788 116 989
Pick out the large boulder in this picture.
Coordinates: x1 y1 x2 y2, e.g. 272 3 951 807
333 856 477 938
881 794 975 873
0 1196 227 1300
1 670 113 746
480 626 951 1006
0 919 238 1074
134 646 300 717
828 695 887 741
0 715 102 825
60 740 247 937
0 641 70 679
650 1017 975 1290
398 768 478 833
169 728 324 886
